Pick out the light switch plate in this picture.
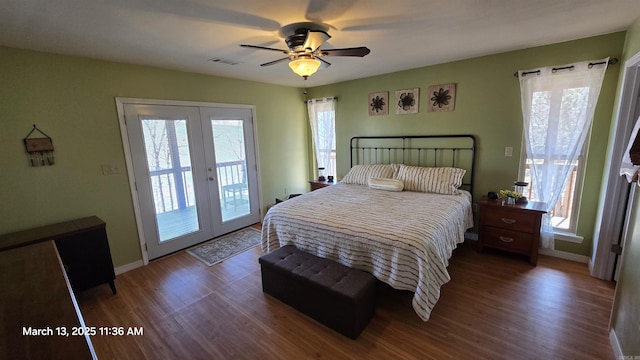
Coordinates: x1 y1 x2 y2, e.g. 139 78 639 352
505 147 513 157
102 164 121 175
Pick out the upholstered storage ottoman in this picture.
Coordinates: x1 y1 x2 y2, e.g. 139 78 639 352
259 245 377 339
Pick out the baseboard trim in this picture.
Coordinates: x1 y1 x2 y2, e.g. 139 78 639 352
539 248 589 264
609 328 623 359
115 260 144 275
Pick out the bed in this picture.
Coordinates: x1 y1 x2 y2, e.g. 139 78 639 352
261 135 476 321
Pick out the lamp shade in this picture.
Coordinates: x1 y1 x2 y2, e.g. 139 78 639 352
288 58 321 79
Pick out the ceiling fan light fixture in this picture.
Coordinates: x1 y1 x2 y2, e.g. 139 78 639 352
288 58 321 79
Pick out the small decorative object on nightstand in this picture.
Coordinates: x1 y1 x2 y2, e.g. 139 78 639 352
309 180 336 191
318 167 326 182
477 196 547 265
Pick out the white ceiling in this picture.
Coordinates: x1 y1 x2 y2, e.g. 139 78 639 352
2 0 639 87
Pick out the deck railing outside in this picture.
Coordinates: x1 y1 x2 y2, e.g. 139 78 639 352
150 160 246 214
522 162 578 229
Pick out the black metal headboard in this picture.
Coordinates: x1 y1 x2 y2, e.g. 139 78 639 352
350 135 476 196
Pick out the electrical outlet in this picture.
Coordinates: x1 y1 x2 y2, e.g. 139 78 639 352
102 164 121 175
504 146 513 157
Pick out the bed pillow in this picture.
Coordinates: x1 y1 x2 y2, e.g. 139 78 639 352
368 177 404 192
341 164 395 185
396 164 466 195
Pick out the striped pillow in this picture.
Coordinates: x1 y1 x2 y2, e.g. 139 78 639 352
341 164 395 185
396 165 466 195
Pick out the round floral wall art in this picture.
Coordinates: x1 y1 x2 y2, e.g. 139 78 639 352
395 88 419 114
368 91 389 116
427 83 456 112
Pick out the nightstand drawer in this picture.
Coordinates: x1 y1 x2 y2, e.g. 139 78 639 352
483 226 533 253
484 208 537 233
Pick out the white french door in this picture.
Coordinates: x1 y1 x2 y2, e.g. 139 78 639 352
121 102 260 260
201 106 260 234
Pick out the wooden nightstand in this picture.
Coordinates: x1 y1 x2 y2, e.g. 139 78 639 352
309 180 336 191
477 196 547 265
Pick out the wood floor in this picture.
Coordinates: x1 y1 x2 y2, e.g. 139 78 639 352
77 240 615 360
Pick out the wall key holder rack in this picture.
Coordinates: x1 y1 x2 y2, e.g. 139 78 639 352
23 124 55 166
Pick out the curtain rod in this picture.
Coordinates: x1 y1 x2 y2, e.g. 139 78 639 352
513 58 619 78
304 96 337 103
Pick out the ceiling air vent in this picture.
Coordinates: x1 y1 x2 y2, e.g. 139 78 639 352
208 57 240 65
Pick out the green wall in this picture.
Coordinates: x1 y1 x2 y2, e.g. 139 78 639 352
610 16 640 356
0 46 308 267
307 32 625 256
622 15 640 58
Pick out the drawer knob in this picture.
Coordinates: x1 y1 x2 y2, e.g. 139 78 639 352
501 218 516 224
499 236 515 243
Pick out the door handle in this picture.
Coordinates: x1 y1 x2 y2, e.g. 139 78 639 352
208 176 215 181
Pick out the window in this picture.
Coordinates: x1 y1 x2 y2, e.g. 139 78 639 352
307 97 337 178
519 143 585 233
518 59 608 247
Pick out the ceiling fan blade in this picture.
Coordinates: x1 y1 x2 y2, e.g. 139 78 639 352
303 30 331 51
240 44 289 54
317 57 331 69
260 57 290 67
320 47 370 57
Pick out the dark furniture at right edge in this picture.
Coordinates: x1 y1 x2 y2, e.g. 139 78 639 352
477 196 547 265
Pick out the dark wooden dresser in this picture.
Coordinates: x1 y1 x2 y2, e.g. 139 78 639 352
477 196 547 265
0 216 116 294
0 241 97 359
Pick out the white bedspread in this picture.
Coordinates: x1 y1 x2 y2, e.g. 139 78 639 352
261 183 473 321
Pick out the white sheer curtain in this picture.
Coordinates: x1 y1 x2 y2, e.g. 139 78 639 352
518 58 608 248
307 97 336 178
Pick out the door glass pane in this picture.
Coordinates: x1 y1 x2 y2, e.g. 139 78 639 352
211 119 250 221
141 118 200 242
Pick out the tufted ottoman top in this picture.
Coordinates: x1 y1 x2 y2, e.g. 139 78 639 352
259 245 377 302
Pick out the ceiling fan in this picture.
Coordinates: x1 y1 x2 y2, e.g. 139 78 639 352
240 23 370 80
